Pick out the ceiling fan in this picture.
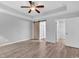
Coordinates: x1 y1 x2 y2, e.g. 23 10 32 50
21 1 44 13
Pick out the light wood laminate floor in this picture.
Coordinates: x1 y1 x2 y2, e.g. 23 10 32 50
0 40 79 58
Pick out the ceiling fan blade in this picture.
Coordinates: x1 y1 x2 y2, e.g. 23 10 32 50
36 5 44 8
28 9 31 13
29 1 32 5
35 9 40 13
21 6 30 8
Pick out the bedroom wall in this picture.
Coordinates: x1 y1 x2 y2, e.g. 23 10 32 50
46 1 79 44
65 17 79 48
46 18 57 43
0 12 32 45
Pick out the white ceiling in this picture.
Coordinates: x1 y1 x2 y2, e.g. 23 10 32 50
1 1 63 15
0 1 79 21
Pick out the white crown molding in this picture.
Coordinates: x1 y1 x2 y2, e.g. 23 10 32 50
0 2 34 22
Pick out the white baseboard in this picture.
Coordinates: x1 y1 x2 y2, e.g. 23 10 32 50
0 39 31 47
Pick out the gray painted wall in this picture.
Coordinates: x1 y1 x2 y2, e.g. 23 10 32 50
46 18 57 43
46 4 79 45
46 16 79 48
0 12 32 45
65 17 79 48
46 1 79 44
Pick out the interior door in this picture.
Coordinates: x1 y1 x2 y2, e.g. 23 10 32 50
57 20 66 42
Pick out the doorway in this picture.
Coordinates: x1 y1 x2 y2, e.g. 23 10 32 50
57 20 66 42
32 20 46 40
39 21 46 40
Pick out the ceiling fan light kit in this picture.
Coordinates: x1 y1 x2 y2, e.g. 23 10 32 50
31 6 36 11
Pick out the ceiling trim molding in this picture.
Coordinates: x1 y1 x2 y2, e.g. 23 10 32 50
42 5 67 17
0 2 34 22
34 5 67 19
0 8 33 22
46 11 79 21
